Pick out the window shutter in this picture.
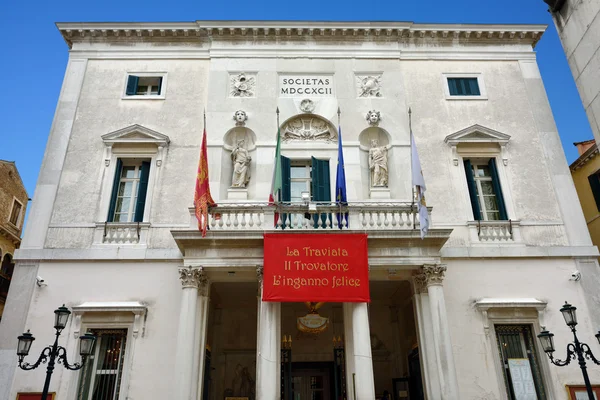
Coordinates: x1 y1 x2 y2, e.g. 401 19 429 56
157 77 163 95
488 158 508 220
281 156 291 202
125 75 139 95
280 156 291 228
311 157 331 228
463 159 482 220
134 161 151 222
448 79 459 95
588 173 600 211
468 78 481 95
107 159 123 222
311 157 331 202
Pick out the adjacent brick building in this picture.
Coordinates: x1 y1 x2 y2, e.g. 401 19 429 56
0 161 28 320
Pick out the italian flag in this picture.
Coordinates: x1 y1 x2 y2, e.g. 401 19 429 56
269 127 282 204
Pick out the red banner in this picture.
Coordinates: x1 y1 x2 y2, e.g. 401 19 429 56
263 233 369 302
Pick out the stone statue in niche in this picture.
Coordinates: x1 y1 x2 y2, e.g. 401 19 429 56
369 139 391 187
365 110 381 126
233 110 248 126
282 117 336 142
230 72 255 97
357 75 382 97
231 139 251 187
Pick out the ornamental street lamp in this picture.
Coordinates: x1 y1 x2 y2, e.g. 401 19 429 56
537 302 600 400
16 304 96 400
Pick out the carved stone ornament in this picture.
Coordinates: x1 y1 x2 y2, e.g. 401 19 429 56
413 273 428 294
366 110 381 126
256 266 264 284
233 110 248 126
282 116 336 142
421 264 447 286
357 75 382 98
299 99 315 113
178 266 203 288
231 139 251 188
230 72 255 97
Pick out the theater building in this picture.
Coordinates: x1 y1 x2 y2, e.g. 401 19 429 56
2 20 600 400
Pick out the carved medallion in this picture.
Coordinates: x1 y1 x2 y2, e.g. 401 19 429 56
356 75 382 97
281 117 336 142
299 99 315 113
230 72 255 97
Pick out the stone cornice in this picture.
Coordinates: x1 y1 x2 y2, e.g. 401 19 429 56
56 21 547 49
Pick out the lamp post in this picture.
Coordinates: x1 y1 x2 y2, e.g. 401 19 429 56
537 302 600 400
16 304 96 400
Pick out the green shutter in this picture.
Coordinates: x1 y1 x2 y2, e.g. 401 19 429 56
157 77 163 95
126 75 139 95
488 158 508 220
588 173 600 212
311 157 331 227
311 157 331 201
463 159 482 220
280 156 291 228
107 159 123 222
134 161 151 222
281 156 291 202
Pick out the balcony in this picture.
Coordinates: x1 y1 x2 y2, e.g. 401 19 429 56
467 220 522 244
93 222 151 245
198 202 422 231
172 202 452 264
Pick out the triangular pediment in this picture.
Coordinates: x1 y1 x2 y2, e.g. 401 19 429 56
102 124 170 146
444 124 510 146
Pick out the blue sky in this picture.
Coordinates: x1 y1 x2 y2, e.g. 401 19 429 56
0 0 593 203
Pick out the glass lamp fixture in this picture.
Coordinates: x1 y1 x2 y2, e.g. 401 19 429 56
537 330 555 353
560 302 577 327
54 305 71 330
79 332 96 356
17 330 35 356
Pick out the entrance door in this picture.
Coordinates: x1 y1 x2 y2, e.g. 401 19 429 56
292 367 331 400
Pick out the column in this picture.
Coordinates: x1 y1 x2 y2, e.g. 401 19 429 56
175 267 202 400
193 273 210 400
344 302 375 400
256 267 281 400
422 265 459 400
413 274 441 400
343 303 356 400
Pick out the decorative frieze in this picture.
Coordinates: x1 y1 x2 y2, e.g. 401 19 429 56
421 264 447 286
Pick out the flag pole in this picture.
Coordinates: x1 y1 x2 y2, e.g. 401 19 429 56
337 107 342 222
276 107 280 210
409 107 416 230
203 108 206 131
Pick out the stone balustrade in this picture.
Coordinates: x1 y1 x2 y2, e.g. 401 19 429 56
467 220 522 243
94 222 150 245
189 202 427 232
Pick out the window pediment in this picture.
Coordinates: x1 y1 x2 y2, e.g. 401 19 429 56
444 124 510 165
101 125 170 166
102 124 170 147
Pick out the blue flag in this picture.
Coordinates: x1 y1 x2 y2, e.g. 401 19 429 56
335 126 348 228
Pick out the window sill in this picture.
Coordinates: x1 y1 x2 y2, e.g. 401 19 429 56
121 95 166 100
445 96 488 101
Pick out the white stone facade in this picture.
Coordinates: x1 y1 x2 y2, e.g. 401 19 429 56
1 20 599 400
547 0 600 145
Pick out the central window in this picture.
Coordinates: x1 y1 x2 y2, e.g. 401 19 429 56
290 163 312 202
281 156 330 203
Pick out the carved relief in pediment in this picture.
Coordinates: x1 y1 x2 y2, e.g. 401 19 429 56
281 116 336 142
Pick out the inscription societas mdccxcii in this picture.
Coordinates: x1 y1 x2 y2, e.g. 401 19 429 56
279 75 335 97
